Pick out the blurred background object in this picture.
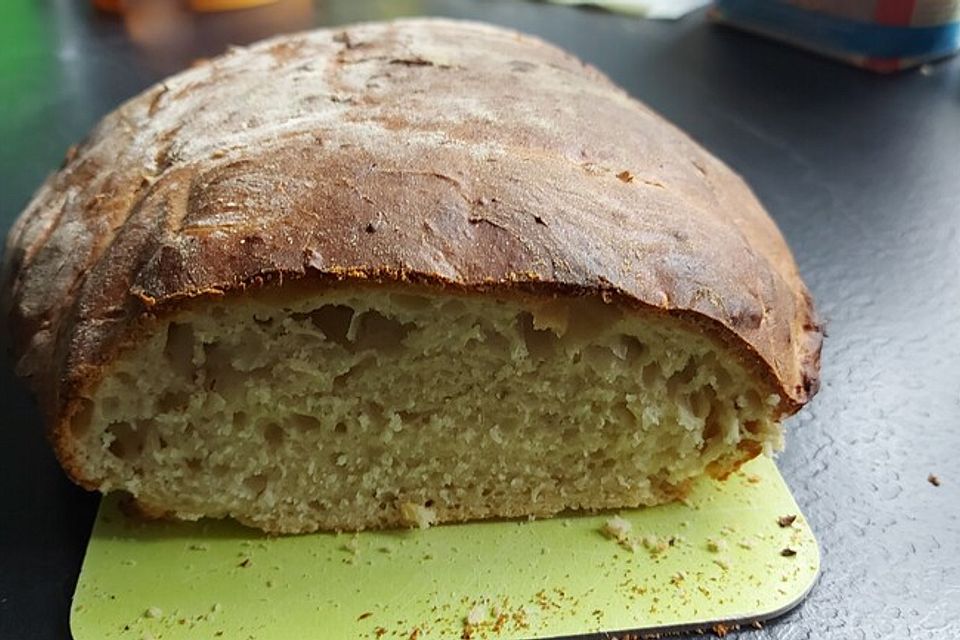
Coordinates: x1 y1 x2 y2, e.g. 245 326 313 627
98 0 317 72
543 0 710 19
189 0 281 11
94 0 281 13
712 0 960 72
92 0 124 13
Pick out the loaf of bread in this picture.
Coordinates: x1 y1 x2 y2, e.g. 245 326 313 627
2 19 821 533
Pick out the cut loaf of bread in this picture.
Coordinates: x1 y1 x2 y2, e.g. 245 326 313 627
2 19 821 533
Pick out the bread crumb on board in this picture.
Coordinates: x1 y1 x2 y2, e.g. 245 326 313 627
144 606 163 619
928 474 941 487
642 534 671 554
777 514 797 528
600 517 679 555
602 516 633 543
706 538 727 553
465 603 488 625
343 534 360 555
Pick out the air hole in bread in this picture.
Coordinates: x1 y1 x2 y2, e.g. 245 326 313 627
202 342 241 394
481 327 510 352
611 401 634 427
621 335 648 363
642 360 664 388
164 323 195 380
263 422 284 447
157 390 190 413
106 421 143 460
517 311 558 360
290 413 321 431
667 359 699 397
307 304 354 348
690 387 715 420
244 473 268 496
702 410 723 442
352 310 412 352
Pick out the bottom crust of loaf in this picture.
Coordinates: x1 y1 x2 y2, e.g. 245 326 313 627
64 286 783 533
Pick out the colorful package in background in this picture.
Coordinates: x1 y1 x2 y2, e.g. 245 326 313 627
711 0 960 72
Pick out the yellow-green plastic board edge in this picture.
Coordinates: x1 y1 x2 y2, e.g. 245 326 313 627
72 456 819 639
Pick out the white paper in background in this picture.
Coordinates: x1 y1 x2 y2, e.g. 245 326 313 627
543 0 711 19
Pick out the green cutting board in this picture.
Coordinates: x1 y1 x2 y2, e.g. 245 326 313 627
71 457 818 639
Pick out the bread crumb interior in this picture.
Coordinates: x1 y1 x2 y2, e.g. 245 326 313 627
71 289 783 532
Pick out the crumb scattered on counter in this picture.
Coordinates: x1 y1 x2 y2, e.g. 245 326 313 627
602 516 632 542
928 474 941 487
706 538 727 553
237 558 252 568
777 515 797 528
601 516 643 552
781 548 797 557
642 534 670 555
465 603 487 625
343 534 360 555
609 523 679 556
144 607 162 619
616 170 634 183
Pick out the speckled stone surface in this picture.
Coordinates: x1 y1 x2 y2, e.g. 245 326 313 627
1 1 957 639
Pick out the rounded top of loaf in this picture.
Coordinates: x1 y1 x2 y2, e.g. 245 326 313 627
3 18 820 419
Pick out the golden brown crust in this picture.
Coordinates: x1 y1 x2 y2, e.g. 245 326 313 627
2 19 821 479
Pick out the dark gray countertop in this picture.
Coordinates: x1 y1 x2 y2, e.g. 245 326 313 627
1 1 958 639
